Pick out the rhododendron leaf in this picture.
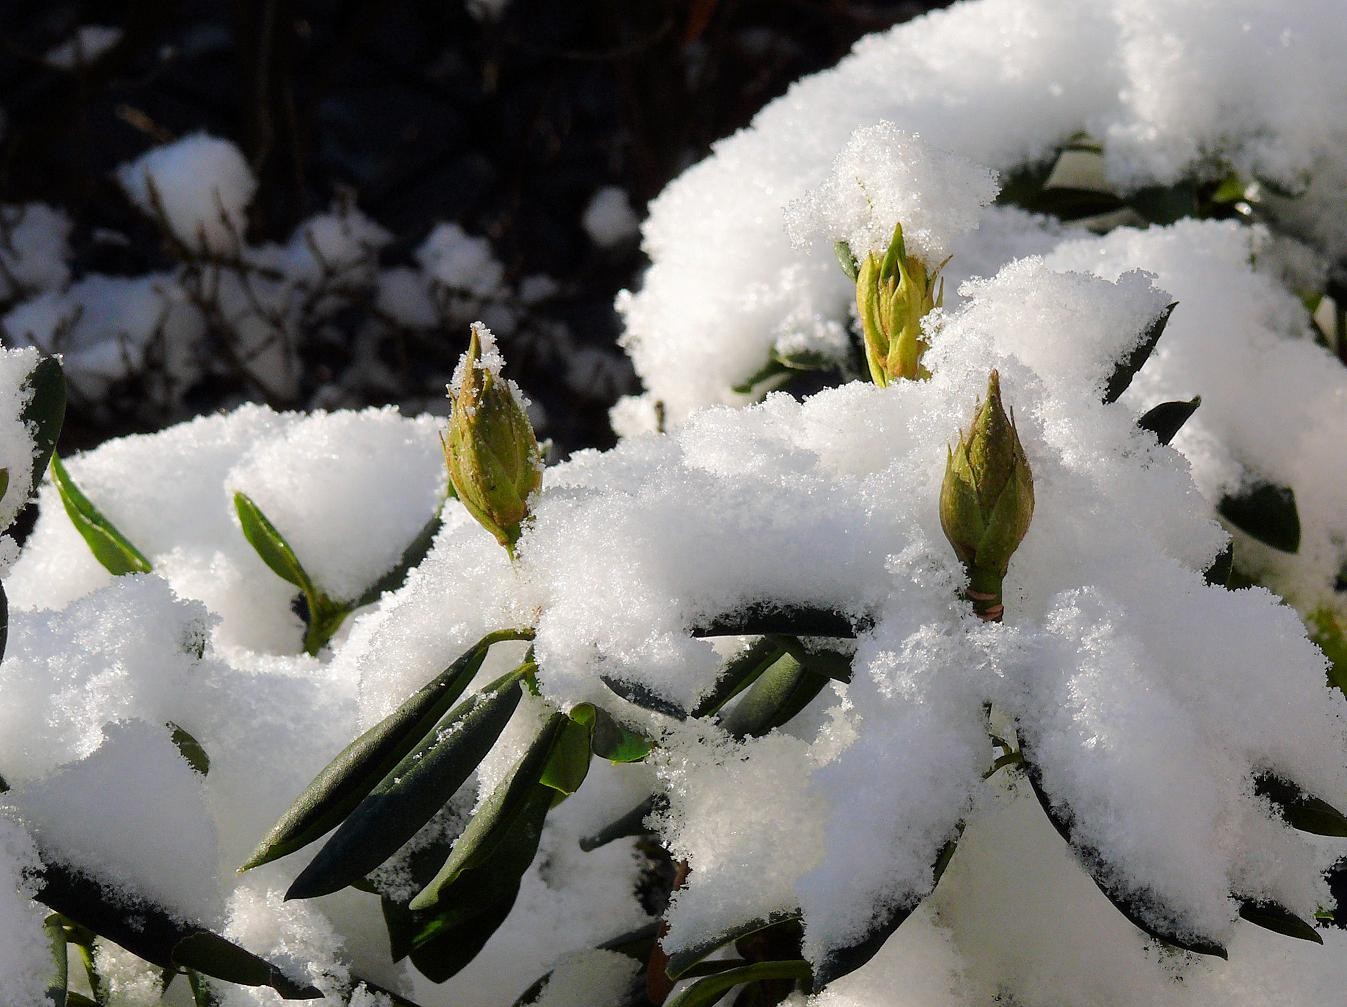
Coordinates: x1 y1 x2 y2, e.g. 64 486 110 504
167 722 210 776
811 832 961 990
1218 480 1300 553
286 667 526 899
243 631 525 871
1137 396 1200 446
584 704 654 763
52 455 152 576
719 654 831 739
600 675 688 720
692 603 864 639
35 862 320 998
579 794 665 852
20 355 65 507
1254 774 1347 836
233 491 315 595
539 710 592 795
409 714 567 912
691 638 784 718
664 960 812 1007
409 883 520 983
44 913 68 1007
1237 901 1323 944
666 912 803 980
1103 301 1177 404
1022 758 1227 959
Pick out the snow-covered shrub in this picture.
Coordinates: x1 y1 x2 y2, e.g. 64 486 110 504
4 2 1347 1005
615 0 1347 702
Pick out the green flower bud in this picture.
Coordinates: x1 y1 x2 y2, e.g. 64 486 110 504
940 370 1035 621
856 222 947 386
444 323 542 555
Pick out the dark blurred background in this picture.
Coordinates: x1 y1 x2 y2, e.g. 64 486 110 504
0 0 948 455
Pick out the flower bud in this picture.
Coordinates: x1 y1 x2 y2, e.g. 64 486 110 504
856 222 947 386
940 370 1034 620
444 323 542 554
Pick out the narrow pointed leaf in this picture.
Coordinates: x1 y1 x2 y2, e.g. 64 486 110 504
1103 302 1177 403
34 862 320 999
691 604 865 639
44 913 68 1007
286 666 527 899
600 675 688 720
167 723 210 776
587 705 654 763
666 912 802 980
51 455 152 575
1137 396 1200 446
1237 901 1323 944
353 510 443 609
834 241 859 281
20 355 66 508
409 712 569 912
665 961 812 1007
409 882 520 982
691 638 784 718
0 581 8 668
1218 480 1300 553
233 491 316 595
811 833 960 990
719 654 831 740
1204 542 1234 588
579 794 665 851
172 933 321 998
539 711 592 795
769 635 855 682
1021 755 1227 958
1254 774 1347 837
243 631 527 871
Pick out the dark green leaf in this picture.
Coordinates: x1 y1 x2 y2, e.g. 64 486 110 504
286 665 527 899
1103 302 1177 404
187 970 220 1007
167 723 210 776
834 241 859 281
579 794 666 851
65 995 97 1007
600 675 688 720
20 355 66 511
768 635 855 682
34 861 321 999
1253 774 1347 837
44 913 67 1007
353 510 443 609
1237 901 1323 944
408 712 570 912
811 832 960 990
665 961 812 1007
1130 183 1200 225
1204 542 1234 588
51 455 152 576
243 630 527 871
1137 397 1200 446
1020 755 1227 959
409 882 520 982
1219 480 1300 553
0 580 8 668
691 604 867 639
732 358 793 396
584 705 654 762
539 711 593 796
666 912 802 980
718 654 831 740
691 639 784 719
173 933 320 998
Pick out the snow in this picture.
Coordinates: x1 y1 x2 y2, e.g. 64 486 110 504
582 187 640 248
44 25 123 68
116 134 258 255
0 203 71 300
417 222 506 300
